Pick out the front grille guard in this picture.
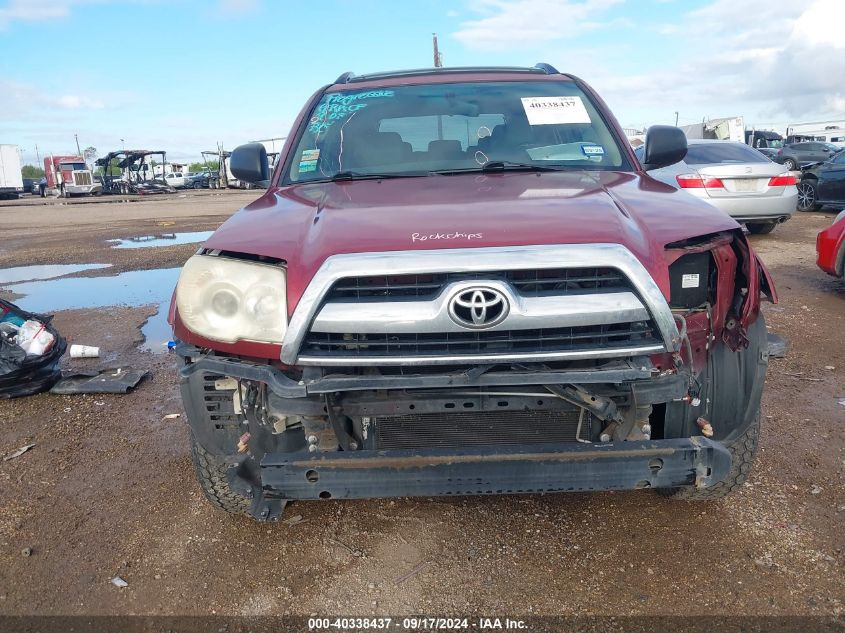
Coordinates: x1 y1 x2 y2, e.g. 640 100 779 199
280 244 680 366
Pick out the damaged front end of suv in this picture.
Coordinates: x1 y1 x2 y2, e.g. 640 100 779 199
169 65 775 521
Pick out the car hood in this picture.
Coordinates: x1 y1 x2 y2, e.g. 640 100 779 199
205 170 739 312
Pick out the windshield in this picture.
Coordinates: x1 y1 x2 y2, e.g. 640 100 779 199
60 162 87 171
684 143 769 165
285 80 629 182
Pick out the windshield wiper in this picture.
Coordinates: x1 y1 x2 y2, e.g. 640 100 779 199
329 170 429 181
433 161 570 175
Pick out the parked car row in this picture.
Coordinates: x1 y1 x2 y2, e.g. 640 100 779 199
163 170 220 189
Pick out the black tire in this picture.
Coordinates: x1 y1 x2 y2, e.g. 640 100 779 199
797 180 820 211
783 158 797 171
190 432 251 515
746 222 777 235
659 411 760 500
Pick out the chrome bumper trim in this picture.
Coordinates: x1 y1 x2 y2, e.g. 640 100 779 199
296 344 666 367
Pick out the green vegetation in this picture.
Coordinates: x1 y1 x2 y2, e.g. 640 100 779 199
21 165 45 179
189 161 220 173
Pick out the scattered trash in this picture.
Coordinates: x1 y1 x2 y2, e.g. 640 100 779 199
237 433 251 454
94 401 105 406
3 444 35 461
50 367 148 395
70 344 100 358
166 340 177 350
766 332 788 359
21 547 32 557
162 413 181 420
810 485 823 495
394 561 429 585
110 576 129 588
824 365 835 370
329 537 363 558
0 299 66 398
696 417 714 438
283 515 305 526
839 398 845 407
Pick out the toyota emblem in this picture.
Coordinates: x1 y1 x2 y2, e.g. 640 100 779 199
448 287 509 329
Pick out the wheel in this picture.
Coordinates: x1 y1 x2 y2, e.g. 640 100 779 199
783 158 797 171
659 411 760 500
190 432 251 515
797 180 820 211
746 222 777 235
193 181 201 189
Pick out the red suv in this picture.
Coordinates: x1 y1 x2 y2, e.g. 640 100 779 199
170 64 776 521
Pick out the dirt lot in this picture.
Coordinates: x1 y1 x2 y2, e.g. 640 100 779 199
0 192 843 619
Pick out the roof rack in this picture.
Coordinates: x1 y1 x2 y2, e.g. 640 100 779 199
333 63 560 85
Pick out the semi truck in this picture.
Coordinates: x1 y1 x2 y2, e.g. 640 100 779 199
0 144 24 200
43 154 102 197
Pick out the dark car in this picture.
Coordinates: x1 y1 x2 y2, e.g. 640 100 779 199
797 149 845 211
185 170 220 189
755 147 780 160
168 64 776 521
776 141 840 171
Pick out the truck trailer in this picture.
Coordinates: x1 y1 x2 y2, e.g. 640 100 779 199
0 144 24 200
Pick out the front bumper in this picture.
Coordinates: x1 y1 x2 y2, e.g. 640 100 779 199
816 218 845 277
261 438 731 501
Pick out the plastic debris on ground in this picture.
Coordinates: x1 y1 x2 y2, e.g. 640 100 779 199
766 332 788 359
3 444 35 461
0 299 66 398
50 367 148 395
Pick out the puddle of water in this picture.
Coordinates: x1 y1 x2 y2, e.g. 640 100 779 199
8 268 181 354
140 301 173 353
108 231 214 249
0 263 112 284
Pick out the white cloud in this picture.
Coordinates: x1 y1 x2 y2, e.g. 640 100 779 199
453 0 624 49
0 0 103 29
218 0 259 14
56 94 105 109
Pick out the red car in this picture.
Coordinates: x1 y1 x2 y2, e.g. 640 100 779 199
817 210 845 277
169 64 776 521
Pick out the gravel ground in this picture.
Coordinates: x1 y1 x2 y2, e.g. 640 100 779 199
0 194 842 618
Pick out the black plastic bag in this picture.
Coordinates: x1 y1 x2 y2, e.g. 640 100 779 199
0 299 67 398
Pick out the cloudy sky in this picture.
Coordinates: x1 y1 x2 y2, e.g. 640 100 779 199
1 0 843 165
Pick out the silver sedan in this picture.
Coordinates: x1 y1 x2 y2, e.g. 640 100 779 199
638 140 798 234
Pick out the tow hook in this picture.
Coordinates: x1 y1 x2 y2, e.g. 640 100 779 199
696 417 714 438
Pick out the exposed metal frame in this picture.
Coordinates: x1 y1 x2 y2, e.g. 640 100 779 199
280 244 680 366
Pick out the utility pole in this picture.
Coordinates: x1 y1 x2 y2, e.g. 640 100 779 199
674 111 679 127
74 134 82 156
35 144 41 167
432 33 443 67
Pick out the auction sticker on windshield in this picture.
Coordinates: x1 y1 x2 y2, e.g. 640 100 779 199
521 96 591 125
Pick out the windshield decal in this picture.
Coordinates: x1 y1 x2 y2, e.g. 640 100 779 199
308 90 395 135
521 96 591 125
411 232 484 243
298 149 320 173
581 144 605 157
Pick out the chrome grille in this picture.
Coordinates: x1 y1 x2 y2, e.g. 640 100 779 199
73 171 93 186
328 267 631 301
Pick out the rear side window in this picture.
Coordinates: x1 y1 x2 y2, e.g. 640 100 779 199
684 143 769 165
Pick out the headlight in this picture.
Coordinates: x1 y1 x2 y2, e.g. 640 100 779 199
176 255 287 344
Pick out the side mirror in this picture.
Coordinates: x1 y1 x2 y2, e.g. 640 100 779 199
641 125 687 171
230 143 270 187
